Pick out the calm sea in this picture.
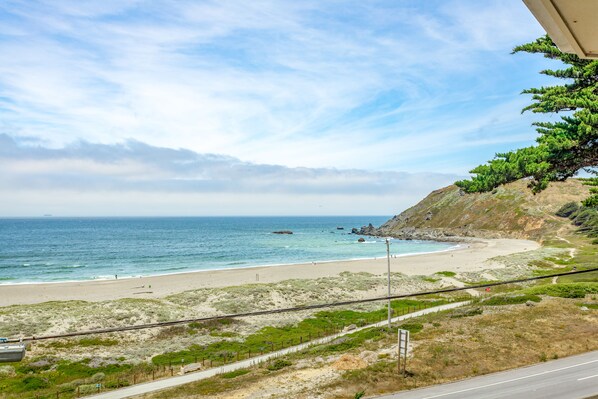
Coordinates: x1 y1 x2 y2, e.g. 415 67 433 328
0 217 454 284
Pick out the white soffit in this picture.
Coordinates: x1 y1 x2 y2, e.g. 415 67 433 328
523 0 598 59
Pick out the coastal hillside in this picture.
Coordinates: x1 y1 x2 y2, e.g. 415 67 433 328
373 179 590 241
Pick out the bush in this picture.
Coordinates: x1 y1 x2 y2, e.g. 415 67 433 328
91 372 105 383
483 294 541 306
267 359 292 371
399 323 423 334
19 376 49 391
526 283 598 298
450 307 483 318
556 202 580 218
221 369 250 379
436 271 456 277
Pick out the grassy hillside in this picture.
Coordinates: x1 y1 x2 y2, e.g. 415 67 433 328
377 179 590 241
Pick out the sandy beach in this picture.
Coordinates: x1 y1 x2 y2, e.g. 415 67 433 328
0 238 539 306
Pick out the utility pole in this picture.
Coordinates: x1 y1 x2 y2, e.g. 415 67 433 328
386 237 391 327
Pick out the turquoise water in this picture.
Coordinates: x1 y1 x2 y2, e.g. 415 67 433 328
0 217 454 284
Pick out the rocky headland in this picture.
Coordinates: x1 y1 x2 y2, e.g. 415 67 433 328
354 179 590 242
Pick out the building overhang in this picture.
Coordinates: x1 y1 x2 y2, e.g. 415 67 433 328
523 0 598 59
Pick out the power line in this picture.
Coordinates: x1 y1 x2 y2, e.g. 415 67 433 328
6 268 597 343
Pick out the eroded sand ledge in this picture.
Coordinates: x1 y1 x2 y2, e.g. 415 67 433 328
0 238 539 306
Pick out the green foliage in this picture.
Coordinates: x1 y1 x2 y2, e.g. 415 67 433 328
17 376 49 392
456 36 598 198
221 369 250 379
266 359 291 371
526 283 598 298
399 322 423 333
152 299 446 366
450 307 483 318
355 390 366 399
556 201 598 240
581 178 598 207
556 202 580 217
436 271 457 277
482 294 541 306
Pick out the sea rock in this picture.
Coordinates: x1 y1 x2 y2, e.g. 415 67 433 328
351 228 359 234
272 230 293 235
357 223 377 235
357 237 365 243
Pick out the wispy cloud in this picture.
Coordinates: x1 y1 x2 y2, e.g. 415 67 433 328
0 0 548 173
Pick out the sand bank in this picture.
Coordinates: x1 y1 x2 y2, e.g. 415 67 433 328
0 238 539 306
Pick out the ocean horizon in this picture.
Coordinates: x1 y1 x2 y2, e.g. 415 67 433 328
0 216 456 284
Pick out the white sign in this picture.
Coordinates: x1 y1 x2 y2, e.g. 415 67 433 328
398 329 410 375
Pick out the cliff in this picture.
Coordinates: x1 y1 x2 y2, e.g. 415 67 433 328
370 179 591 241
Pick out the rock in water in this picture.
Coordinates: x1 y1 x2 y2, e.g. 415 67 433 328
357 237 365 243
272 230 293 234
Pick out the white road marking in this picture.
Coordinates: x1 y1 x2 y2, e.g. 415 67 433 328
577 374 598 381
420 359 598 399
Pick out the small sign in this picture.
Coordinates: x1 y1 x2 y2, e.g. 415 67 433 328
398 329 410 376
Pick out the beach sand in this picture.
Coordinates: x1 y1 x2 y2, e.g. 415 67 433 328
0 238 539 306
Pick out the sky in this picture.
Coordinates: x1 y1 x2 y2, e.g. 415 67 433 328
0 0 554 216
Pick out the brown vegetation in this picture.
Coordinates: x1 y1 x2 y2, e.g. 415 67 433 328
377 179 590 240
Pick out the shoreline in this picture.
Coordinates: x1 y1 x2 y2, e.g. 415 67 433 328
0 242 464 287
0 238 539 306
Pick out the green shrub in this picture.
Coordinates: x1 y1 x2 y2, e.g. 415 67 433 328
436 271 456 277
267 359 291 371
399 323 423 334
526 283 598 298
483 294 541 306
556 202 580 218
19 376 49 391
221 369 250 379
450 307 483 318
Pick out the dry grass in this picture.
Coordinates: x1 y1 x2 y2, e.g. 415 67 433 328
329 298 598 398
135 296 597 399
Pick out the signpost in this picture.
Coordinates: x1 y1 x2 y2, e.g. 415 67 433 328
386 238 391 327
398 329 409 376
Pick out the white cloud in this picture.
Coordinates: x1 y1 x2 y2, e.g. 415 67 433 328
0 135 460 216
0 0 548 175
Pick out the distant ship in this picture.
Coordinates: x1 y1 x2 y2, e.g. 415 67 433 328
336 227 344 230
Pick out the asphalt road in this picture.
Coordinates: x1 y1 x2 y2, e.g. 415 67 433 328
376 350 598 399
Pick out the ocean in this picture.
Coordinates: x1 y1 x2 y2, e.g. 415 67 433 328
0 216 455 284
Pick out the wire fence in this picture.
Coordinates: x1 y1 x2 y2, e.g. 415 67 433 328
37 301 441 398
11 267 597 344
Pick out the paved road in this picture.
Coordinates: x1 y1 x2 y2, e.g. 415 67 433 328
87 302 469 399
376 350 598 399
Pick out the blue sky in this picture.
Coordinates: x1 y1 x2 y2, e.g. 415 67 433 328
0 1 554 216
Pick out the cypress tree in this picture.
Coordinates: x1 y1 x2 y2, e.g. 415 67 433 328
456 35 598 205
